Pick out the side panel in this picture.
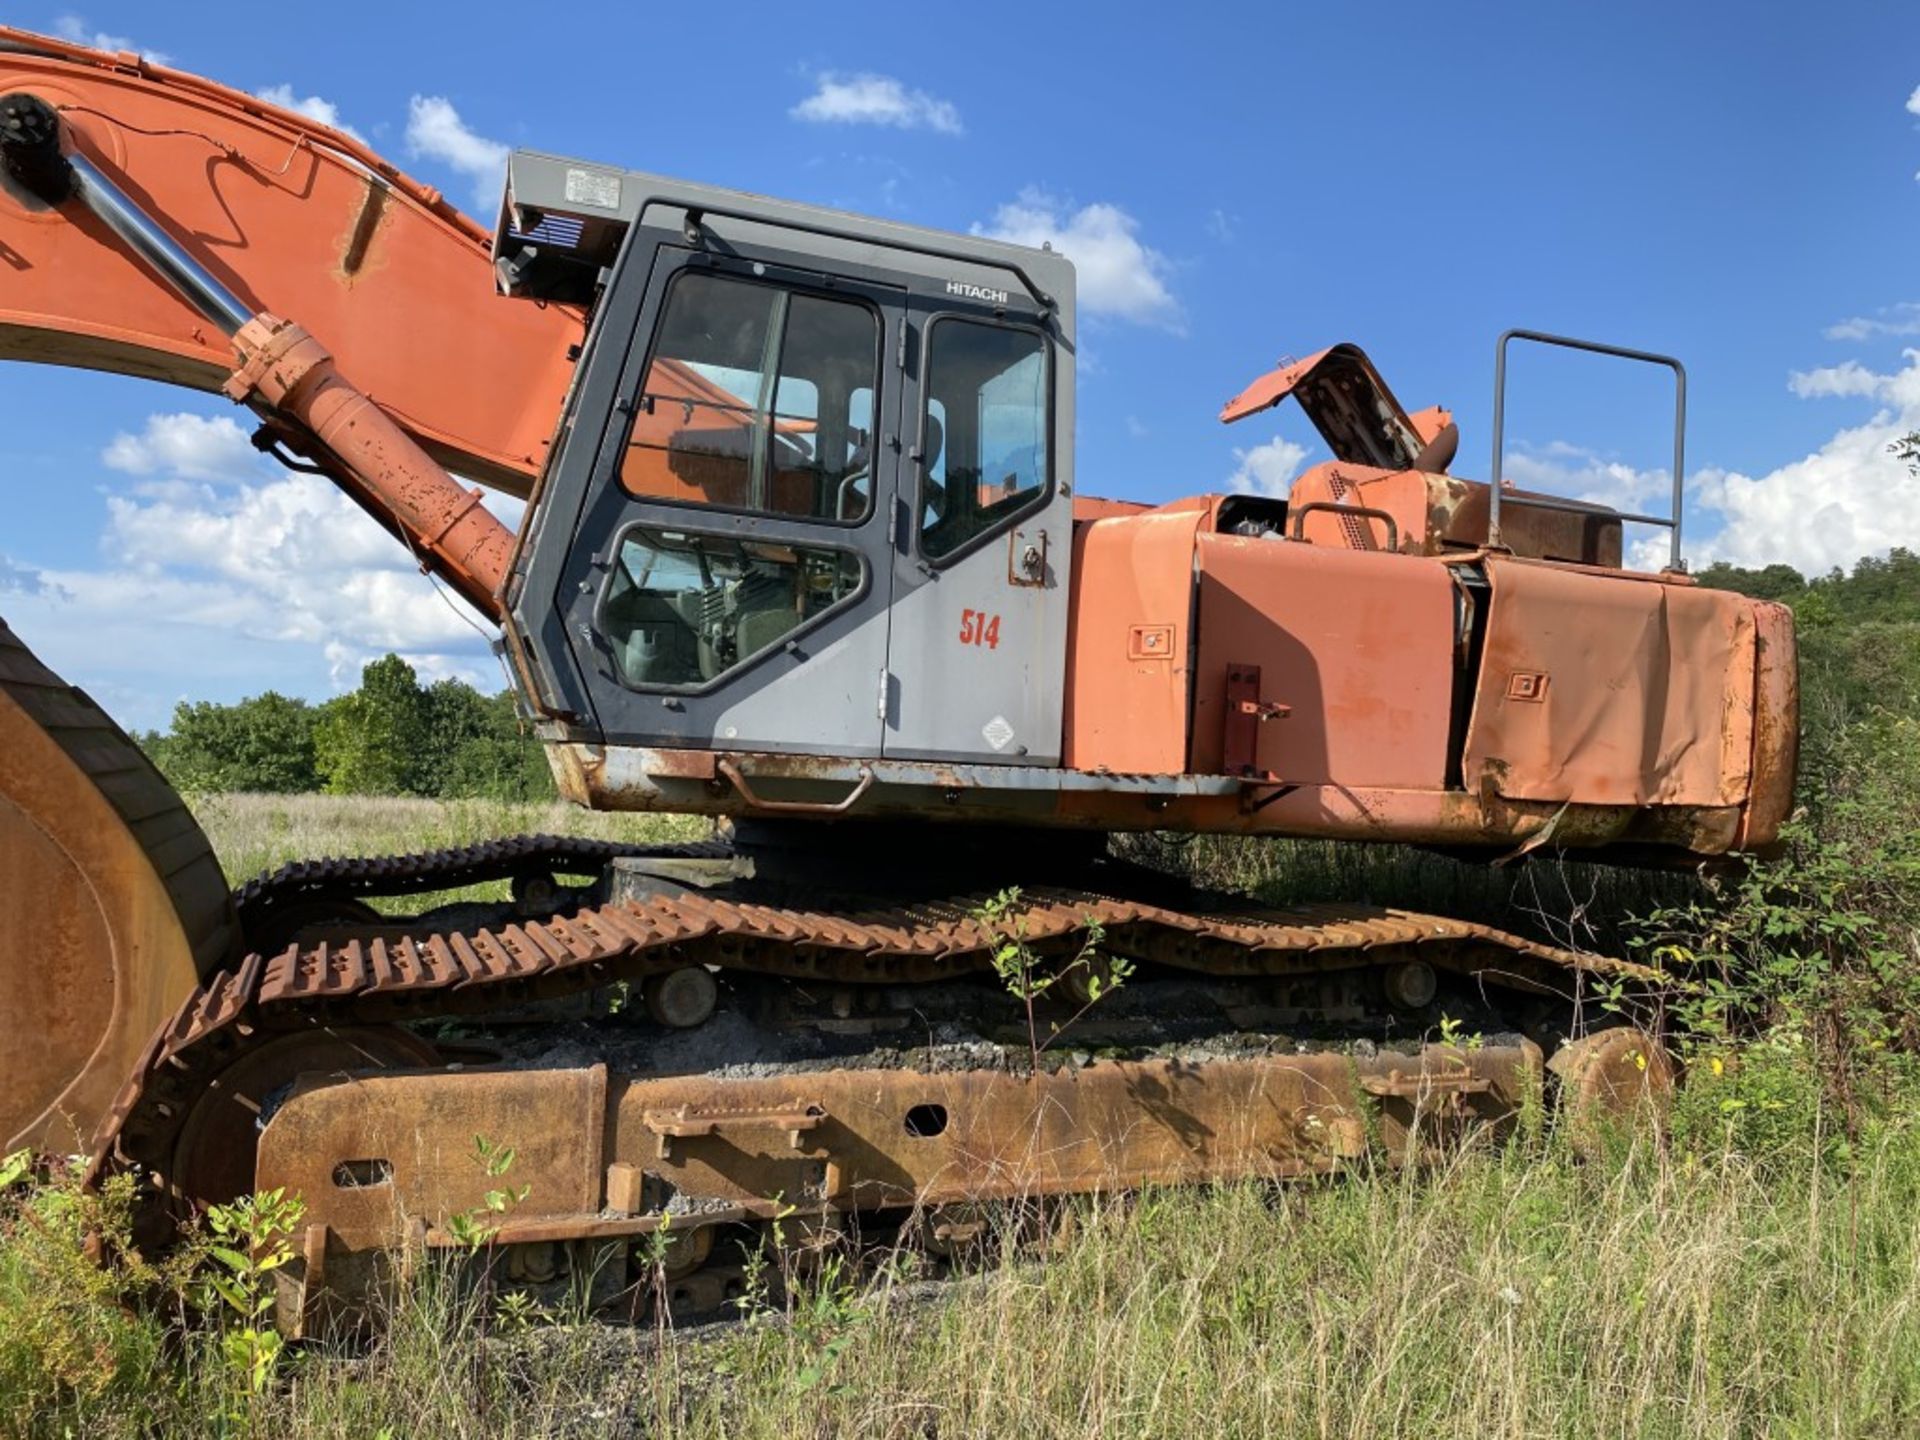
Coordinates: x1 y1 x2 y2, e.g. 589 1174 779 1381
1736 599 1798 850
1463 559 1756 807
1062 508 1206 773
1189 538 1456 786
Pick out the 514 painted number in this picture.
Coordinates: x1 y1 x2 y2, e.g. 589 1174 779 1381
958 608 1002 650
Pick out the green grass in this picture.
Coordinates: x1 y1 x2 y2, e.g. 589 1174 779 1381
5 791 1919 1437
11 1113 1920 1438
190 790 707 917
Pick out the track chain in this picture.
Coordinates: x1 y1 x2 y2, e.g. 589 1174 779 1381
90 836 1665 1241
231 833 726 939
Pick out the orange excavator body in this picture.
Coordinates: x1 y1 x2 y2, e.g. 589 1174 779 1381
0 31 576 491
0 28 1791 1300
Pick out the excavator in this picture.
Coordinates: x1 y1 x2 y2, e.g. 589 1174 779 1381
0 28 1795 1324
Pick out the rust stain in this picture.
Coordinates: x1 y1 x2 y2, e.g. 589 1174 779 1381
337 176 388 281
258 1041 1544 1317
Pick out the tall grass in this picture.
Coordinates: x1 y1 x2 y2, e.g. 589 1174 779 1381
4 761 1915 1438
11 1112 1920 1438
190 791 706 890
1120 831 1699 955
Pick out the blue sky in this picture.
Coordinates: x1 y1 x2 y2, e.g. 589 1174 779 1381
4 2 1919 730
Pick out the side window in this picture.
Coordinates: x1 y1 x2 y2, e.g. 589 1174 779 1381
619 271 880 523
599 528 864 689
918 321 1048 561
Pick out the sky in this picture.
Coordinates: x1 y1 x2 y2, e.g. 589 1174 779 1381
3 2 1919 730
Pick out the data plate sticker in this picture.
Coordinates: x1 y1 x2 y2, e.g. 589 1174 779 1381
564 167 623 210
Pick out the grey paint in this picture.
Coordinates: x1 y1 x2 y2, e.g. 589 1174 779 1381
503 159 1079 768
882 306 1074 766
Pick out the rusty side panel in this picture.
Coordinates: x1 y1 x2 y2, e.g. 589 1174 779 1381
0 31 581 491
258 1068 608 1248
561 740 1750 855
1464 558 1756 808
1189 534 1455 787
1285 464 1418 552
257 1046 1540 1254
1062 507 1206 773
1425 474 1624 568
1736 599 1799 851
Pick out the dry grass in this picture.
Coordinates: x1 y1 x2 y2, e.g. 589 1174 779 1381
191 791 707 891
15 1120 1920 1439
7 794 1918 1437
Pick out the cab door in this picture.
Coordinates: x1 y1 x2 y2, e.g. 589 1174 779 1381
882 288 1074 765
542 245 906 756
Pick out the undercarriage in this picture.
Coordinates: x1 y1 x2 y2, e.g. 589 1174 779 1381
90 825 1669 1333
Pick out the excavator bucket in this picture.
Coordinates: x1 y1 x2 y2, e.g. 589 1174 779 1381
0 619 236 1152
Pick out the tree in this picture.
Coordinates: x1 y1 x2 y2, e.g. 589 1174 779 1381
151 692 319 793
312 655 428 795
442 690 555 801
413 677 553 800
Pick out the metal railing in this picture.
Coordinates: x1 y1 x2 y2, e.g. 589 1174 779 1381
1488 329 1687 571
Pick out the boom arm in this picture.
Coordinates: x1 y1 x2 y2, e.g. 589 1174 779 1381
0 28 580 494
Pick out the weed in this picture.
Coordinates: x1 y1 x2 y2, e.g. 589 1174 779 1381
192 1187 306 1416
444 1134 532 1250
975 886 1134 1068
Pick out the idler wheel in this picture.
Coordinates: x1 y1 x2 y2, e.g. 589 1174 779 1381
641 1221 715 1282
1548 1026 1674 1154
170 1026 440 1213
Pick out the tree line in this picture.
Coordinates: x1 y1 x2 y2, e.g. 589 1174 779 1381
137 654 554 801
1697 547 1920 739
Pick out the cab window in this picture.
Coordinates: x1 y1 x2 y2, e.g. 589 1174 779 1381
917 320 1048 561
619 271 880 523
598 528 864 689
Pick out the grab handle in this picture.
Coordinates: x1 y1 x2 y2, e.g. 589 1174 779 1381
717 757 874 815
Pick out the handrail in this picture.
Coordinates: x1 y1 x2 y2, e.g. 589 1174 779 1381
1288 500 1401 553
1488 329 1687 571
717 758 874 816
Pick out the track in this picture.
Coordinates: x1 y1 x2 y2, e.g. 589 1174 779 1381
231 833 728 934
90 835 1661 1250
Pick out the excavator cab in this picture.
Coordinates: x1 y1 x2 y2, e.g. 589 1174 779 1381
497 154 1079 773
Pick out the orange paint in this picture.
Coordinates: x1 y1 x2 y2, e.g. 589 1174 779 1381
0 29 580 493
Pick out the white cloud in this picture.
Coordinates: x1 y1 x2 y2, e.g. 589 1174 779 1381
405 95 509 212
0 407 515 727
0 555 62 599
53 14 169 65
1675 348 1920 575
974 190 1181 329
1788 360 1889 399
1908 84 1920 117
256 84 365 144
1226 436 1310 498
1824 302 1920 341
1501 441 1673 514
102 413 263 485
791 73 962 135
